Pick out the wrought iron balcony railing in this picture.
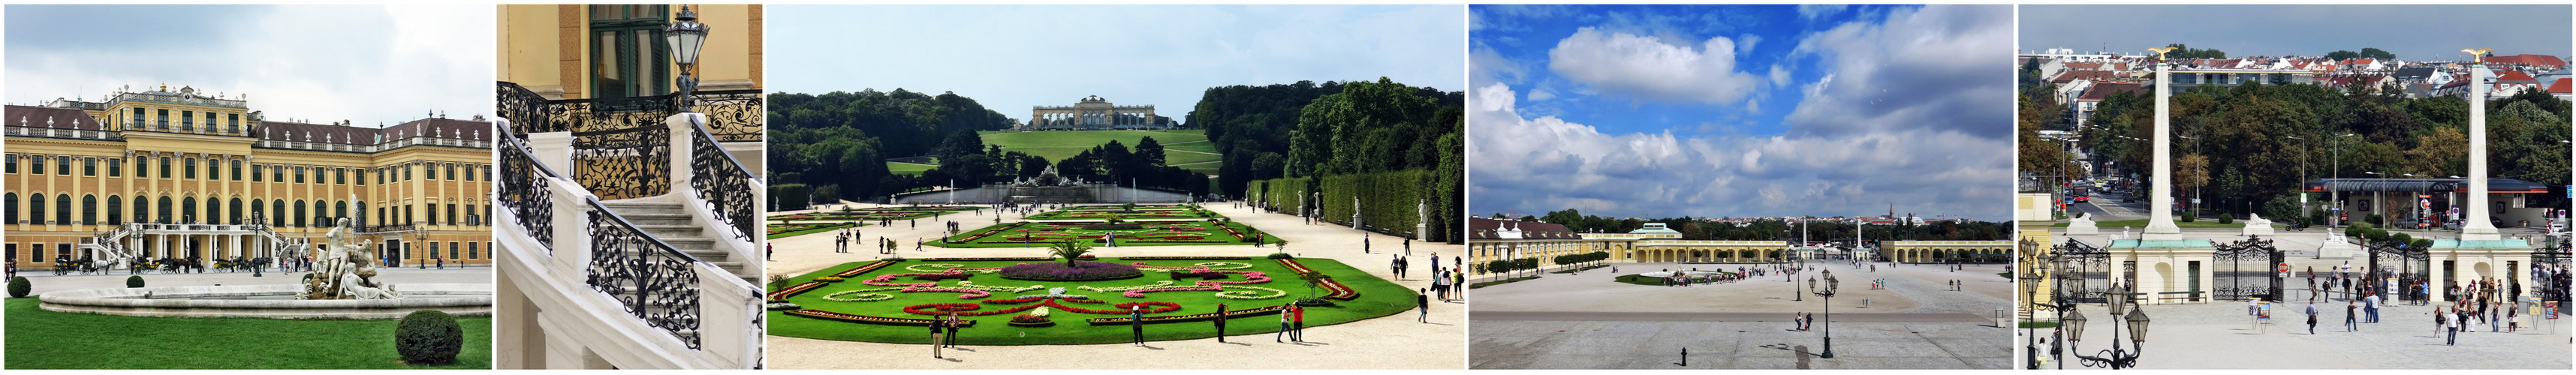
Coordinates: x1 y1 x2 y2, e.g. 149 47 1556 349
496 82 761 142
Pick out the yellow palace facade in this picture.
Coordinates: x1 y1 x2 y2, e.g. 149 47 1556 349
4 86 493 271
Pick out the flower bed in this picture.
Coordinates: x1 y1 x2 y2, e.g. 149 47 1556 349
996 262 1144 281
785 309 975 326
1119 256 1251 260
1083 304 1287 325
912 273 972 281
1276 259 1360 300
923 257 1055 262
1170 271 1230 280
830 260 897 278
768 281 826 302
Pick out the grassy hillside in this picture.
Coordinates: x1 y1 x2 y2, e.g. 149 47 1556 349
978 130 1211 164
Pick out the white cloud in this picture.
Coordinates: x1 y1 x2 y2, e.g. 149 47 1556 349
1797 4 1848 20
1786 4 2013 139
1768 64 1792 86
1545 27 1765 104
7 5 493 125
1526 88 1555 101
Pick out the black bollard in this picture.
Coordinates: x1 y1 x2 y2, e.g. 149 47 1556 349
1680 347 1689 366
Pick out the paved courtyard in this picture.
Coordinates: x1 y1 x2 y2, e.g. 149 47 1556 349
1470 260 2014 368
2028 228 2573 369
765 201 1466 369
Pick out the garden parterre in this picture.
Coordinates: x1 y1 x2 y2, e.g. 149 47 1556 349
767 257 1413 345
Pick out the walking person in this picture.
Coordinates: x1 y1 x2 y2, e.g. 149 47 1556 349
929 314 946 359
1291 303 1307 342
2305 303 2319 334
1213 302 1229 343
945 314 963 349
1418 287 1431 322
1276 304 1294 343
2345 301 2359 332
1129 305 1146 346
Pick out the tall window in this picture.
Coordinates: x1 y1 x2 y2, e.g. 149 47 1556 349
251 199 264 224
336 168 345 184
83 158 95 176
357 169 367 185
107 157 119 177
5 193 17 224
294 166 306 183
272 164 283 182
55 194 71 224
231 160 243 180
469 242 478 260
230 198 243 225
405 164 413 181
227 113 240 133
450 242 459 260
55 156 69 176
156 196 171 224
424 164 437 180
445 203 457 225
104 196 120 225
206 158 218 180
203 196 219 225
180 198 196 224
252 164 264 182
180 110 194 130
184 158 197 179
589 4 671 99
133 197 149 224
446 164 457 180
5 154 15 173
81 195 95 225
155 109 169 130
271 200 285 226
158 158 171 178
29 194 44 224
29 156 44 175
131 107 145 129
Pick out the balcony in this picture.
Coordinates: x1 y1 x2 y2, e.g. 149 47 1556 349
498 82 761 143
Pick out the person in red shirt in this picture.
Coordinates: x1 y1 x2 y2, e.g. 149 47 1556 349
1291 304 1306 342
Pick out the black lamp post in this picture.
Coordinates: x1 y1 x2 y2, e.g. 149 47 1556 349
1811 268 1840 358
663 5 710 112
2068 283 2150 369
415 224 429 269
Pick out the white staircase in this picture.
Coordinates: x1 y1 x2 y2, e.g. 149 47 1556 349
601 201 758 285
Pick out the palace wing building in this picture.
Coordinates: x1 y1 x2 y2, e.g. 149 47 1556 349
5 85 493 272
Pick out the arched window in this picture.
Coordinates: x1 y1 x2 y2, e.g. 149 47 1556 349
357 201 369 226
105 196 121 224
5 193 17 224
314 200 330 226
180 198 197 224
203 196 221 225
54 194 71 224
30 194 47 224
293 200 307 227
250 199 264 224
271 200 285 226
132 196 149 224
229 198 243 224
81 195 95 225
157 196 172 224
335 201 348 223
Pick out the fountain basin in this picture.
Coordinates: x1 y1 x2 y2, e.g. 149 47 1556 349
37 283 493 320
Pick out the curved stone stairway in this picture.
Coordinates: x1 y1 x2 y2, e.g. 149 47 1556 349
601 200 758 285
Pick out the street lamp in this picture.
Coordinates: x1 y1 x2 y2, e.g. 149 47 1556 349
2068 283 2150 369
1811 268 1841 358
414 222 429 269
663 5 710 112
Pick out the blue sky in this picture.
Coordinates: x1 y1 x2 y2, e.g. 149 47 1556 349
2022 5 2569 60
7 5 493 126
768 5 1464 120
1470 4 2012 221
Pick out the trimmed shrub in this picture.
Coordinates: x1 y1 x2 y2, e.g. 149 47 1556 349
126 275 145 288
1267 253 1296 260
2181 212 2198 223
394 310 463 364
2219 213 2235 224
8 276 29 298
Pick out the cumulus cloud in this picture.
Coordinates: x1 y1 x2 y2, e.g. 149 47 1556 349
1545 27 1767 104
1785 4 2013 139
6 5 493 125
1797 4 1848 20
1470 5 2011 220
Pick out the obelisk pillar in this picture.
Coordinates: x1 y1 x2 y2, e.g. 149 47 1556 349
2144 60 2183 241
2462 64 2501 242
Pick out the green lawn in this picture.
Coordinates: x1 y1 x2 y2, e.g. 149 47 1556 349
887 162 936 176
2051 219 2281 229
976 130 1217 171
767 257 1418 345
1023 207 1225 220
4 298 492 369
928 220 1283 248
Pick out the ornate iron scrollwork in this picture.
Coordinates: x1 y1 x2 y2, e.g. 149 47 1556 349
691 89 764 142
2213 236 2284 302
688 122 757 242
499 129 555 250
571 126 672 200
2053 238 2113 304
496 82 562 134
583 205 704 350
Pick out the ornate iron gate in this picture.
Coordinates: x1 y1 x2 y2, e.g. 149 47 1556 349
2213 236 2285 302
2535 244 2571 305
2366 240 2428 303
2053 238 2114 304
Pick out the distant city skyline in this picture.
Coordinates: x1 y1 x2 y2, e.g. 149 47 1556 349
2021 5 2570 62
1471 4 2014 221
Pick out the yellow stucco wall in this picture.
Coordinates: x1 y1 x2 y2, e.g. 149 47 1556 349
497 4 761 99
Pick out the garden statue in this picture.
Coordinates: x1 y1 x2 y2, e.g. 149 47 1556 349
1418 198 1431 242
1351 196 1363 230
299 218 401 300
